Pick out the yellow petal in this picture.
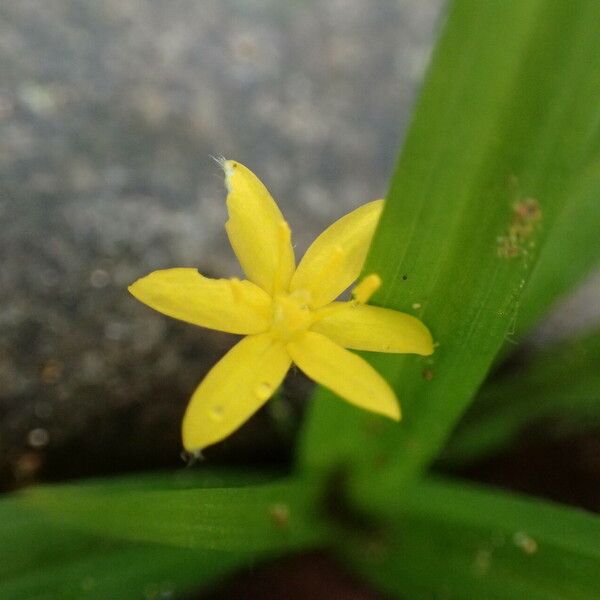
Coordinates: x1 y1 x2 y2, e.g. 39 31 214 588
129 268 272 334
287 331 400 420
182 333 292 452
312 303 434 355
290 199 384 308
223 160 295 294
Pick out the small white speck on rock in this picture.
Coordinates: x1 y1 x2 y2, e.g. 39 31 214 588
27 428 50 448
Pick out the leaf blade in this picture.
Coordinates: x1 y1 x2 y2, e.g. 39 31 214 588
19 471 325 553
442 329 600 465
346 477 600 599
299 0 600 496
0 488 249 599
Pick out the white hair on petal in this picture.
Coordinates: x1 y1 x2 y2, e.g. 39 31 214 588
209 154 227 170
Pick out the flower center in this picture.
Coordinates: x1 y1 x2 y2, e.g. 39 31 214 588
270 291 313 341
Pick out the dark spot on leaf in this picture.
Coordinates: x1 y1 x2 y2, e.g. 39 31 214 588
422 367 434 380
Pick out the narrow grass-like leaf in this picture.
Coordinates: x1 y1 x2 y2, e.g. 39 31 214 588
0 475 269 599
1 540 244 600
0 499 105 581
442 330 600 465
513 160 600 339
20 471 326 552
345 477 600 599
300 0 600 499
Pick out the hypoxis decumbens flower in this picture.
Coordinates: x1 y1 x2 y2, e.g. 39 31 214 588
129 160 433 453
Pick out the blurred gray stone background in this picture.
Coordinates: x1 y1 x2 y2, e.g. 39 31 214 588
0 0 446 486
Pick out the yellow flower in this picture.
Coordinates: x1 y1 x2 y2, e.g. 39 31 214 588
129 160 433 453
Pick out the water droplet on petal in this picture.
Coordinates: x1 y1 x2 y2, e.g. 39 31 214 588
209 405 225 420
255 382 273 400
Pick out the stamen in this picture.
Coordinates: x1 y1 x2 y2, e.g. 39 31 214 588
270 293 312 341
352 273 382 304
311 273 382 323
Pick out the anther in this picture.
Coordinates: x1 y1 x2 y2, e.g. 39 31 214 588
352 273 382 304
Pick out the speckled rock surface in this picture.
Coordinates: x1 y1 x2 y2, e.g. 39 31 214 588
0 0 446 488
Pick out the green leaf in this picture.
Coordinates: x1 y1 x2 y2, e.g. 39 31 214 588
299 0 600 498
1 471 325 598
513 160 600 340
0 473 272 599
442 329 600 465
0 498 104 582
1 540 244 600
346 477 600 599
19 470 326 553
